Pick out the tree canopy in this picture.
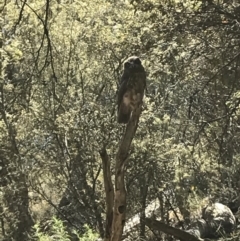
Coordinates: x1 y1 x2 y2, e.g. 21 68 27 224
1 0 240 240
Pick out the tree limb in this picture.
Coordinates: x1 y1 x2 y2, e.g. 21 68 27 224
111 105 142 241
99 148 114 241
145 218 203 241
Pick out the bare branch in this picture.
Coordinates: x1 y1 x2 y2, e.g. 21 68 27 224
99 148 114 240
13 0 27 33
145 218 203 241
111 104 142 241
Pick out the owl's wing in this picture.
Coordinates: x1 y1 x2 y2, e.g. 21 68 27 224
117 75 128 110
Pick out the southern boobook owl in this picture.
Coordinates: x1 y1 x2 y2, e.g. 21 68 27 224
117 56 146 124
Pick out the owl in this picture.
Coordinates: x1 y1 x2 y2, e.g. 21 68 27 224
117 56 146 124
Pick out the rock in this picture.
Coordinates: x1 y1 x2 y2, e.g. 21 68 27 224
202 202 236 238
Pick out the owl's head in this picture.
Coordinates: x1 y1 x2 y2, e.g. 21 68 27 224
123 56 144 72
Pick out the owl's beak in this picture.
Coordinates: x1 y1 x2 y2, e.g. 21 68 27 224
132 63 140 69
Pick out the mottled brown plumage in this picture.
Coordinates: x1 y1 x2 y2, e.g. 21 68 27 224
117 56 146 124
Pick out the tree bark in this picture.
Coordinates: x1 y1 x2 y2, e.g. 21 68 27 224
1 124 34 240
100 148 114 241
101 103 142 241
111 105 141 241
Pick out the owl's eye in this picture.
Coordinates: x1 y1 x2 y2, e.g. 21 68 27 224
124 62 131 68
134 58 141 65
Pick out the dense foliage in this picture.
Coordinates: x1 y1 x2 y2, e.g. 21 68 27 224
1 0 240 240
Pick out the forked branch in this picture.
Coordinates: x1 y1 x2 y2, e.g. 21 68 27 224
100 104 142 241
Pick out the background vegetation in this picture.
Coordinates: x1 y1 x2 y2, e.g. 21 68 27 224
1 0 240 240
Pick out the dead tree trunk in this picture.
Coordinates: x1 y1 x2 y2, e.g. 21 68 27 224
100 148 114 241
100 104 142 241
